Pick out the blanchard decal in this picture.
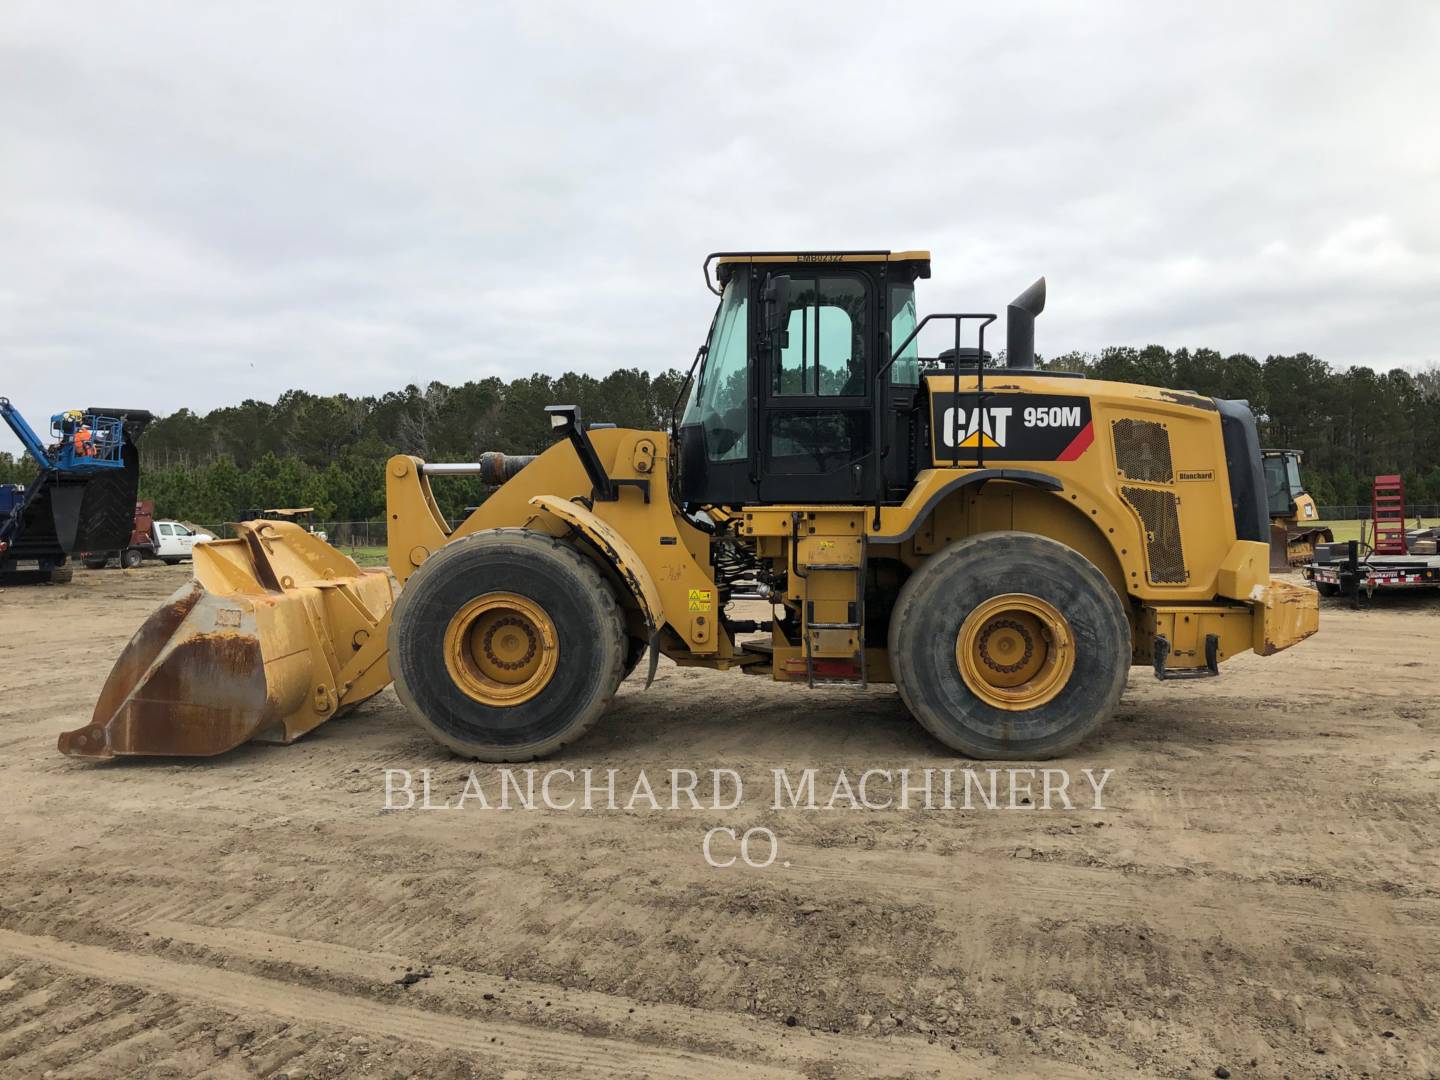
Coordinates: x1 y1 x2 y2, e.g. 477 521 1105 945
931 393 1094 462
1178 469 1215 482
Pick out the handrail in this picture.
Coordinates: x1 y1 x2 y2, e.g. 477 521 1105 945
871 313 996 528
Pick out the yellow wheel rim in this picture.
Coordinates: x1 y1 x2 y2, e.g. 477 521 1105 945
956 593 1075 711
443 593 559 706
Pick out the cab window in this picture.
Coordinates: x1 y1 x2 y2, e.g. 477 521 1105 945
773 276 867 396
888 283 919 385
1285 457 1302 493
767 411 869 474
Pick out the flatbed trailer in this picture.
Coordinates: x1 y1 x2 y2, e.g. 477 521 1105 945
1303 543 1440 605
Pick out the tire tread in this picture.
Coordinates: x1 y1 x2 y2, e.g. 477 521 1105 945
889 531 1129 760
388 528 626 761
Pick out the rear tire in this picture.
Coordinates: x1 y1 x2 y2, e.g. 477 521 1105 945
121 548 144 569
83 556 110 570
889 532 1130 760
389 529 626 760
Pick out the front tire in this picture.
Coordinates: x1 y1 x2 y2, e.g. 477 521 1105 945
621 636 648 681
889 532 1130 760
389 529 626 760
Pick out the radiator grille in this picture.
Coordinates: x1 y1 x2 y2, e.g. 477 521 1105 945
1121 485 1187 583
1112 418 1173 483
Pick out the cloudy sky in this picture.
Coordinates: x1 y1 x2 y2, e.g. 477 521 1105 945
2 1 1438 452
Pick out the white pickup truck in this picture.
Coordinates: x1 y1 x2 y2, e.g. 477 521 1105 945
81 505 214 569
150 520 213 565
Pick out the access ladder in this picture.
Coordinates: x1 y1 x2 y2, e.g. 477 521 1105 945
792 516 868 688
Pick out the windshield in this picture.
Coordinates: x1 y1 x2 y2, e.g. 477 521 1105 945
682 275 749 461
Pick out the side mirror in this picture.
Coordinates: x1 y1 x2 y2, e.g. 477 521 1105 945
763 273 792 348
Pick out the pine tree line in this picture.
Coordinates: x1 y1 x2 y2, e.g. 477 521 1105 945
2 351 1436 522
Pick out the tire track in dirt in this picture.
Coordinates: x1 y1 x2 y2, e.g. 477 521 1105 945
6 569 1440 1077
0 928 798 1078
20 810 1435 947
0 924 1073 1079
767 846 1440 944
130 918 1030 1075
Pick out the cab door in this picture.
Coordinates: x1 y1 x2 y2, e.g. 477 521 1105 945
172 523 198 557
153 522 176 557
758 271 876 503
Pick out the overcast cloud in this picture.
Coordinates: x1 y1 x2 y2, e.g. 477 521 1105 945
2 1 1438 452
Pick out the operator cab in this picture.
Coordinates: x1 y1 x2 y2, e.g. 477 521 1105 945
677 251 934 506
1260 449 1307 518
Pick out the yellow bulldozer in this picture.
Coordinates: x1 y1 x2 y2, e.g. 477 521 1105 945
61 250 1318 763
1262 448 1333 569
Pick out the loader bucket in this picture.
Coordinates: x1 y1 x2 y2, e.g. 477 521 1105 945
60 522 394 759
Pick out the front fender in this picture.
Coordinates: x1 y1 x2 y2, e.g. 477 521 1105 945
528 495 663 633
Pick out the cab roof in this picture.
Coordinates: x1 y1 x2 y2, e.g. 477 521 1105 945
706 250 931 294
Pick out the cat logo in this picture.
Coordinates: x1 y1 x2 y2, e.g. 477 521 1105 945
931 392 1094 463
942 406 1012 449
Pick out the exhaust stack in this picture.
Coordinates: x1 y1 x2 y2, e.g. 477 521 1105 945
1006 277 1046 369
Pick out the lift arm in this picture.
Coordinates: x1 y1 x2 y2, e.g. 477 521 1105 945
0 398 53 467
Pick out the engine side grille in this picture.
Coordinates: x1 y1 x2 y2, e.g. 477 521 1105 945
1121 485 1187 584
1112 418 1173 483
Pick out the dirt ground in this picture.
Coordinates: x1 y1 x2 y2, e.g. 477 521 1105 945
1 564 1437 1079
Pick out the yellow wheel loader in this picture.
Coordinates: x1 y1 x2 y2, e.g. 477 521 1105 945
1261 448 1333 570
63 250 1318 763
